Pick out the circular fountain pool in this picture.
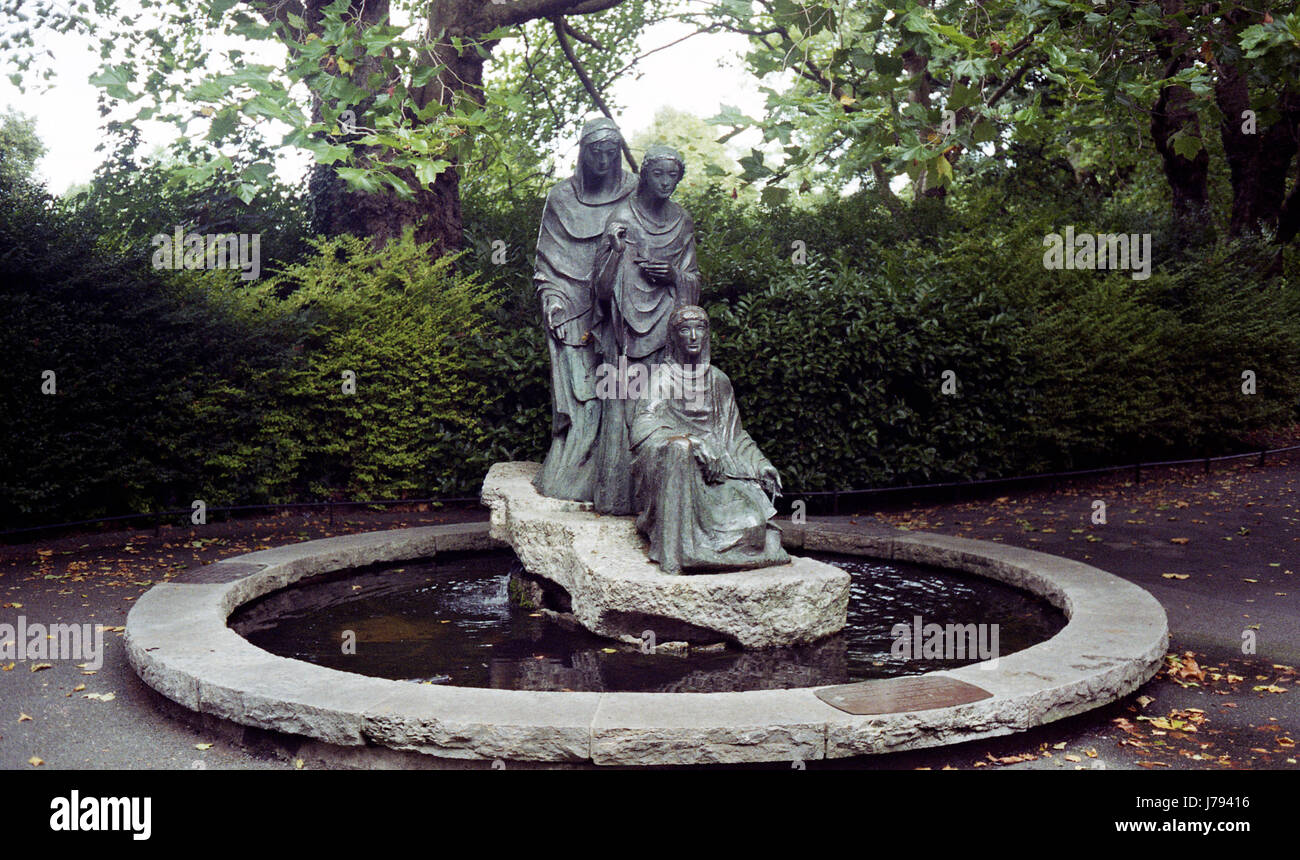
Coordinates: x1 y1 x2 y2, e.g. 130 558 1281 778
229 550 1065 693
125 522 1168 765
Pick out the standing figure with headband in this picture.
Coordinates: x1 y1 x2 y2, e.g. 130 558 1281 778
590 144 702 515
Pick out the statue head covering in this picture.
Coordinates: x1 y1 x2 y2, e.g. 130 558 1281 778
666 304 710 371
642 144 685 173
579 116 623 145
575 117 626 201
640 144 685 191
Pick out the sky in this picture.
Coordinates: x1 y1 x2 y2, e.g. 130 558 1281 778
0 9 767 196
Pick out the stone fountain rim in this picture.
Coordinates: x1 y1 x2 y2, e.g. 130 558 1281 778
125 520 1168 766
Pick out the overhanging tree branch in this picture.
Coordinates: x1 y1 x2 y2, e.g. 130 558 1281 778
551 14 638 171
483 0 626 29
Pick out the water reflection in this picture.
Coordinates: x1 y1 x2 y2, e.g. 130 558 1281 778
230 551 1065 693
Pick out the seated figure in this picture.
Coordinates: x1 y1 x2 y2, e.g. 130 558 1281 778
630 305 791 574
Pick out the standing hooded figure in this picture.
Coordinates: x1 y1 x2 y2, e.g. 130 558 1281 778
590 144 702 514
533 117 637 502
630 305 789 575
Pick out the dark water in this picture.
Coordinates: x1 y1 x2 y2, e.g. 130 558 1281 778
229 551 1066 693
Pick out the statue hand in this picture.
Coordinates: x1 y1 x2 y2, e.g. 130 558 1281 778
544 300 567 337
691 438 725 483
637 260 673 284
607 224 627 254
759 465 782 497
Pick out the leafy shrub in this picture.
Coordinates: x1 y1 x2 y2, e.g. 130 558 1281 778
4 165 1297 529
256 232 499 498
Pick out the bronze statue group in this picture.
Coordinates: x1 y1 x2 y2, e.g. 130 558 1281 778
532 117 789 575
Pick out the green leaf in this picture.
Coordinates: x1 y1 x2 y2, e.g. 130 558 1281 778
209 0 239 20
760 185 790 206
335 166 381 194
89 64 135 101
947 83 980 112
1170 129 1203 160
413 159 451 187
971 119 997 144
933 154 953 184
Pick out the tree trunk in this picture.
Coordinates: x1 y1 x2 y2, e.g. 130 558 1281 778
1213 7 1300 238
302 0 483 254
1151 0 1211 236
1215 59 1261 235
254 0 629 255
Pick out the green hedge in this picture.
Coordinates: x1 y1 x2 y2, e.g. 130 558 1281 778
2 170 1297 529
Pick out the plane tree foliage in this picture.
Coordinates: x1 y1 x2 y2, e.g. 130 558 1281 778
701 0 1300 244
2 0 669 251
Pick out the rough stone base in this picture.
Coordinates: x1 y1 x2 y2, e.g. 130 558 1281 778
481 461 850 648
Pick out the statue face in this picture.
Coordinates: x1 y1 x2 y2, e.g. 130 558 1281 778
675 318 707 360
581 140 621 176
642 161 682 202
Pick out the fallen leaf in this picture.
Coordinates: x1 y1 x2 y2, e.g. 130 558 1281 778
28 756 44 767
29 663 52 673
195 743 213 750
1162 573 1190 580
83 692 115 701
1170 537 1190 545
18 713 32 722
1064 754 1082 762
1136 695 1155 708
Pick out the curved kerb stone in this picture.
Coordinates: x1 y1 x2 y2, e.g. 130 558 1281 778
125 520 1168 766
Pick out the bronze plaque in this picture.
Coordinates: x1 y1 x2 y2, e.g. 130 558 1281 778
815 676 993 716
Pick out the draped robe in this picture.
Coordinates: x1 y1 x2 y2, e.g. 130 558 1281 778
589 198 701 514
532 169 636 502
630 362 790 574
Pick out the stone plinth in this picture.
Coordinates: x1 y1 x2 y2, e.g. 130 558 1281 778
480 461 850 648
